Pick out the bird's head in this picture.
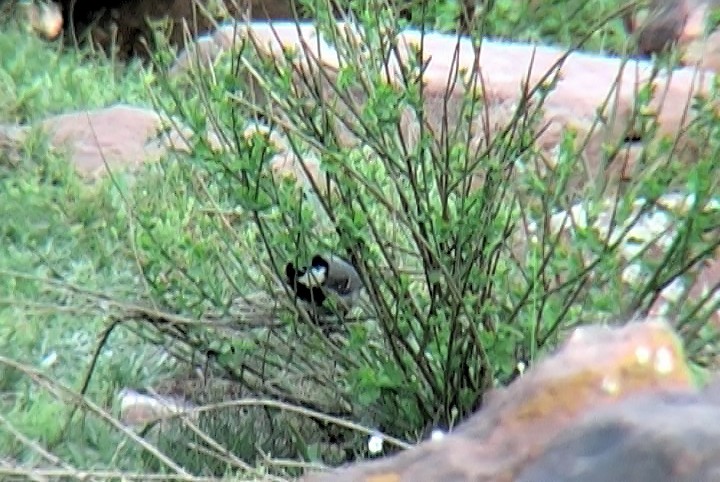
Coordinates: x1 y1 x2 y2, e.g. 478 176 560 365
296 255 329 287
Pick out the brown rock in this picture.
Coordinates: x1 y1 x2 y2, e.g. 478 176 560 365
36 104 178 179
23 104 223 179
4 103 303 183
303 318 695 482
392 30 714 191
623 0 694 56
516 391 720 482
118 388 196 426
173 22 716 195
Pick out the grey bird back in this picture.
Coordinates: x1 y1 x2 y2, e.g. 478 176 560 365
324 255 362 297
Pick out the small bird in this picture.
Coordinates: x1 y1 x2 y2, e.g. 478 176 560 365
285 253 364 317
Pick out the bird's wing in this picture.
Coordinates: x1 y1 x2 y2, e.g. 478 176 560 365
326 276 353 295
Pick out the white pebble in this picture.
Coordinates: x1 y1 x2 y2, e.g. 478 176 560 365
368 433 384 454
430 429 446 442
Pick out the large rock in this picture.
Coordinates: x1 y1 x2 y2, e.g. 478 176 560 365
0 104 320 183
0 104 224 180
38 104 195 179
516 391 720 482
623 0 696 56
302 318 697 481
171 22 717 196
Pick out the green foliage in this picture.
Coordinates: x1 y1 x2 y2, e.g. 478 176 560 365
126 0 720 472
400 0 630 53
0 0 720 480
0 21 150 122
0 21 176 471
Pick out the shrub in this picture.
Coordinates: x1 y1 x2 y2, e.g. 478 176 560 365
1 0 719 478
110 0 720 472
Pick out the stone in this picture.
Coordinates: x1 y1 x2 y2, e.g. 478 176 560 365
516 391 720 482
3 103 315 183
34 104 183 179
172 22 717 196
623 0 694 56
302 318 696 482
118 388 196 426
10 103 224 180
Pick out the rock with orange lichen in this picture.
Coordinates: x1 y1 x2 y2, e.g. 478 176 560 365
302 318 697 482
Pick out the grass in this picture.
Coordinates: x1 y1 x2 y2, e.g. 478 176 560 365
1 0 720 479
0 23 175 471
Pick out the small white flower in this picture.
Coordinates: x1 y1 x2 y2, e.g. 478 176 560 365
621 263 647 285
368 433 384 454
40 351 57 368
660 277 686 303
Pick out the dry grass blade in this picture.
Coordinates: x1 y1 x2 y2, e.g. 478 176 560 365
0 355 191 476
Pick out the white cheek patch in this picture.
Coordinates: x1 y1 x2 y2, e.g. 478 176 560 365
297 266 327 287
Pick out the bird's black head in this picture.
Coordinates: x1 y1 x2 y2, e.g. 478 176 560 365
310 254 330 271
